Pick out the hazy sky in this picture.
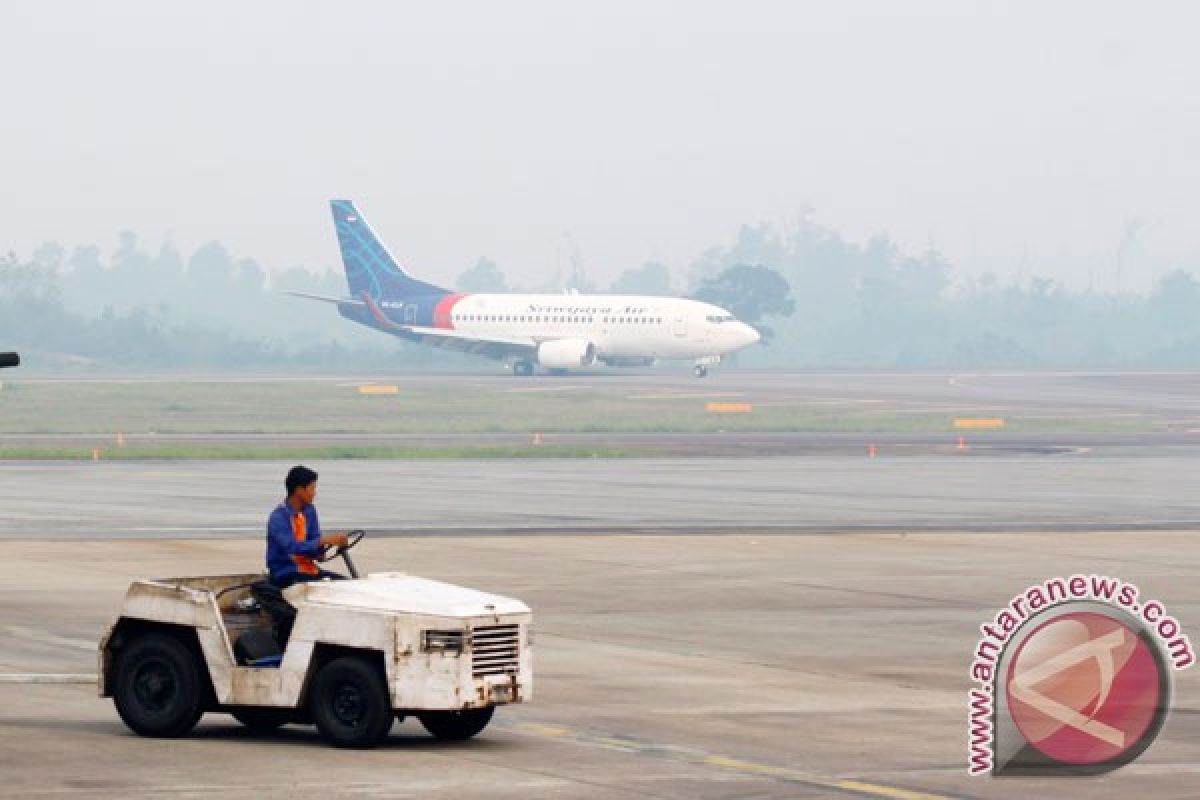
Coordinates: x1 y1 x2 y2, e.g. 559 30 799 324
3 1 1198 292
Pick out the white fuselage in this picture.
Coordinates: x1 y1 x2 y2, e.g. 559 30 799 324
444 294 760 361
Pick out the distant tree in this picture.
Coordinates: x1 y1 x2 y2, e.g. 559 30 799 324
693 265 795 343
610 261 672 296
187 241 234 287
1150 269 1200 331
457 257 507 292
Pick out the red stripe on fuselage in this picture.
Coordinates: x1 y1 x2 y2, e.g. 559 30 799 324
432 293 469 329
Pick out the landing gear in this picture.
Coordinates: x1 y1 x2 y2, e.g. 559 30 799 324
693 355 720 378
512 359 535 377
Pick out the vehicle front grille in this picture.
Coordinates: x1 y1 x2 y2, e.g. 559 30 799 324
472 624 520 677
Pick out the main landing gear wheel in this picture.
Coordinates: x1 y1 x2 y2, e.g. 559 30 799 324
513 359 535 376
694 365 708 378
113 633 205 738
418 706 495 741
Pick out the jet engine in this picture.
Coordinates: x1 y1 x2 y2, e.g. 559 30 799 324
536 338 596 369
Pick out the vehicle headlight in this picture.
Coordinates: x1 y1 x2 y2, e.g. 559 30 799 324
422 629 465 654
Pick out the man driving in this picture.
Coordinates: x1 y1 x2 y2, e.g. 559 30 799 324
267 465 348 588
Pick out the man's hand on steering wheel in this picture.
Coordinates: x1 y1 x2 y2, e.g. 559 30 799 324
319 532 349 550
316 530 365 562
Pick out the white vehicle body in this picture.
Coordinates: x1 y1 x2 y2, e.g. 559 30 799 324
99 572 532 745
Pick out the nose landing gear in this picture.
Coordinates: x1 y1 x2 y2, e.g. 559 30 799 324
693 355 720 378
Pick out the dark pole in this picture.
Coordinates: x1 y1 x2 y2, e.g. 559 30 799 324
0 353 19 368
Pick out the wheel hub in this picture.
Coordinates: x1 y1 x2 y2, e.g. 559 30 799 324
133 660 176 711
332 682 365 727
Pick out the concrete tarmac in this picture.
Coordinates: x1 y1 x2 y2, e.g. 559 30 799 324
0 532 1195 799
1 455 1198 538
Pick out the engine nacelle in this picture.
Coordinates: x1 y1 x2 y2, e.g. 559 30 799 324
536 338 596 369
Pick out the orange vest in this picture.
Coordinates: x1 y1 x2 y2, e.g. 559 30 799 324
292 511 319 576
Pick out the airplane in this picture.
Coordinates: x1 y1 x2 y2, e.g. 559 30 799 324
288 199 760 377
0 353 18 369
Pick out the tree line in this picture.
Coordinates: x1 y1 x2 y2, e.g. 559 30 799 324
2 217 1199 370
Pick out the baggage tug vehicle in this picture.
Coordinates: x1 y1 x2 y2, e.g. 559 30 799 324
98 533 532 747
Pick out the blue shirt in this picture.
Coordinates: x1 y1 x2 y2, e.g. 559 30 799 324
266 500 323 582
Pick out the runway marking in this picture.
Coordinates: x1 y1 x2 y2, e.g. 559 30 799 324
0 673 96 684
502 720 956 799
0 625 95 652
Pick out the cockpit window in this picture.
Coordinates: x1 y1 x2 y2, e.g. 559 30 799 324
705 314 736 323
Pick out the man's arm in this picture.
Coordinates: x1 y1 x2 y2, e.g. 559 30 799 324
267 510 323 557
308 508 348 549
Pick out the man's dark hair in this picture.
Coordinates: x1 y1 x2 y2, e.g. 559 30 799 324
286 465 318 495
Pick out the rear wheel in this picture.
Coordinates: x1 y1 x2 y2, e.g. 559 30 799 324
113 633 204 738
418 706 495 741
513 359 535 376
230 707 294 731
310 656 393 748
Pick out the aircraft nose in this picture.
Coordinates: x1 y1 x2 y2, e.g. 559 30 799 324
741 324 761 346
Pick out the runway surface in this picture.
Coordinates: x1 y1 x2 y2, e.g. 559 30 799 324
0 533 1195 799
2 371 1199 797
1 453 1197 538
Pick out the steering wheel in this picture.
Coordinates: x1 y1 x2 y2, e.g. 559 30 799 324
318 529 365 562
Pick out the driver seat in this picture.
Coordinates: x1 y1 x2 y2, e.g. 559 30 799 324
250 580 296 649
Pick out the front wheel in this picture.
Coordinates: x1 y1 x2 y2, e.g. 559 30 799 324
113 633 205 738
418 706 495 741
310 656 393 748
694 365 708 378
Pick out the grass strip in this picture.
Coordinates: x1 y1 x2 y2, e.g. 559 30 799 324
0 445 646 460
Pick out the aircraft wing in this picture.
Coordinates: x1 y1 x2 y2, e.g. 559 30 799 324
401 325 538 359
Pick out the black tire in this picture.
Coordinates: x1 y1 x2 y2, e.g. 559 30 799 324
418 706 495 741
310 656 393 748
230 707 294 731
513 360 534 376
113 633 205 738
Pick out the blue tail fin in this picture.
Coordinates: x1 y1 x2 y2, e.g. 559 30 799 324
330 199 449 301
